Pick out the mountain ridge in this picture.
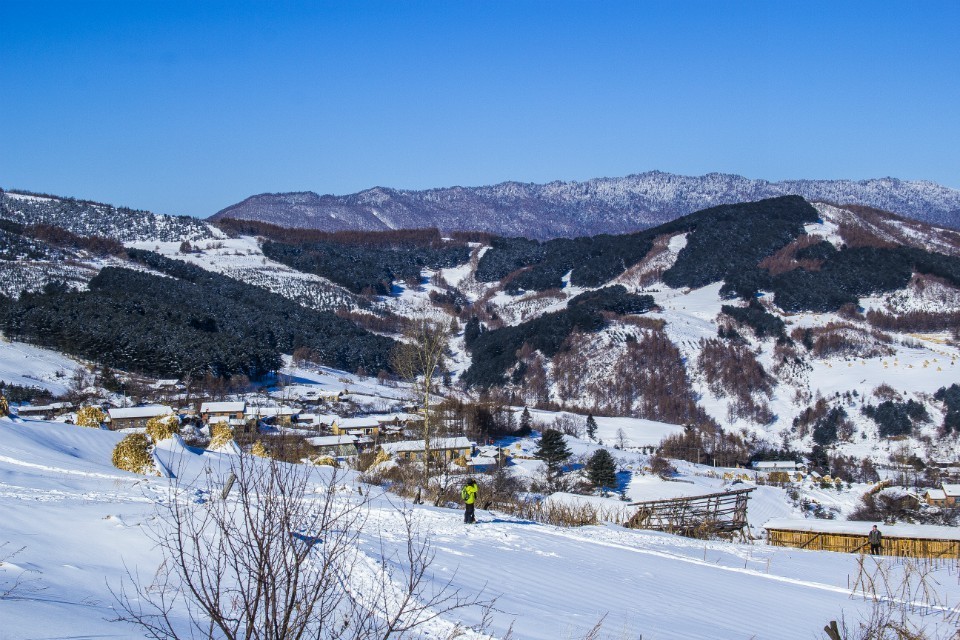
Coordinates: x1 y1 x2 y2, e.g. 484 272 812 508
211 171 960 239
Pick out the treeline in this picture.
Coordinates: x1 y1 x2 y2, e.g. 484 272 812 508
0 251 395 379
935 385 960 433
461 286 654 387
215 218 491 246
473 196 820 294
720 299 786 340
662 195 819 290
862 399 929 438
475 233 656 292
729 244 960 313
259 229 471 295
866 309 960 334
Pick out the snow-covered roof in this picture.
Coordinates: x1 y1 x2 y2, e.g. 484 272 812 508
306 435 357 447
15 402 72 413
942 484 960 497
925 489 947 500
764 518 960 541
152 379 180 388
752 461 801 470
245 406 298 417
108 405 173 420
337 417 381 428
372 412 423 423
381 437 472 454
200 401 246 413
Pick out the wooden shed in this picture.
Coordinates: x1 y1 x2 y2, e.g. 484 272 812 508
764 518 960 559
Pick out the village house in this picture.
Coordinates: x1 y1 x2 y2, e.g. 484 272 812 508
924 483 960 507
751 460 805 473
14 402 73 421
107 405 175 430
380 436 473 463
245 405 299 426
331 417 382 438
199 401 246 426
305 435 359 458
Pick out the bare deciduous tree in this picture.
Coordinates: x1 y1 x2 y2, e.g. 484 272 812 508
390 318 451 503
112 454 485 639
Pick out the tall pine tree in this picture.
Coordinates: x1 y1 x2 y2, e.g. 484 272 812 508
534 429 572 487
586 414 598 440
519 407 532 435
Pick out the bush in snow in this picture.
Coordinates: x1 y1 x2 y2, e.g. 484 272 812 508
309 455 337 467
250 441 271 458
76 405 106 428
208 422 234 449
111 433 157 475
0 396 7 417
145 414 179 442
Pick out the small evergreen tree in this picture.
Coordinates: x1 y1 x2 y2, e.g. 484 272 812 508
586 449 618 495
534 429 572 486
586 414 598 440
518 407 532 436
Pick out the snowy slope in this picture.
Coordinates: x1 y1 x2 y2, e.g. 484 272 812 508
4 418 960 639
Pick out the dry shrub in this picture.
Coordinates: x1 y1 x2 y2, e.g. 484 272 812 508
310 455 337 467
0 396 8 417
797 322 895 359
592 330 715 427
837 222 899 249
616 315 667 331
209 422 234 449
867 309 960 333
76 405 107 428
698 338 774 424
112 433 157 475
500 498 602 527
758 233 827 275
145 414 180 442
250 441 271 458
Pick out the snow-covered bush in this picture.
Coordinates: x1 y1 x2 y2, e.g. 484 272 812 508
145 414 179 442
111 433 157 475
76 406 106 428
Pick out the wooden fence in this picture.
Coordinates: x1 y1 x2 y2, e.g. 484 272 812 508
766 527 960 559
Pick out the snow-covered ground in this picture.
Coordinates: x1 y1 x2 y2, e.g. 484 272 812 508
0 338 81 395
4 417 960 639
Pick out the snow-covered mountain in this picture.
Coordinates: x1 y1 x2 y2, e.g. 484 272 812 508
0 188 214 243
1 186 959 465
210 171 960 239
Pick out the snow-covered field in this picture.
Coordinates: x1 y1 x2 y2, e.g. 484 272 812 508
3 418 960 640
0 338 81 395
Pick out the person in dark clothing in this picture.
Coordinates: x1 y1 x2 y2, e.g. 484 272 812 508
868 525 882 555
461 478 478 524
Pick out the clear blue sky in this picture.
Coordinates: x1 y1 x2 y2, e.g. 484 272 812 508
1 1 958 217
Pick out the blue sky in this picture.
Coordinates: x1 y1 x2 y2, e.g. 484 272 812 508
1 1 958 217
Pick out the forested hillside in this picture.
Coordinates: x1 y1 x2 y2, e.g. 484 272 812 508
0 251 395 379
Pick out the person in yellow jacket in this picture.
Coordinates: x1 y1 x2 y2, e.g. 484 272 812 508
461 478 478 524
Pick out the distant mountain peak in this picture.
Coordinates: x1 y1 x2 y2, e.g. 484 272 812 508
209 171 960 239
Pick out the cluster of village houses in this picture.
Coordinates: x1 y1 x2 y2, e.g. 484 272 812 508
14 387 506 473
748 460 960 509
